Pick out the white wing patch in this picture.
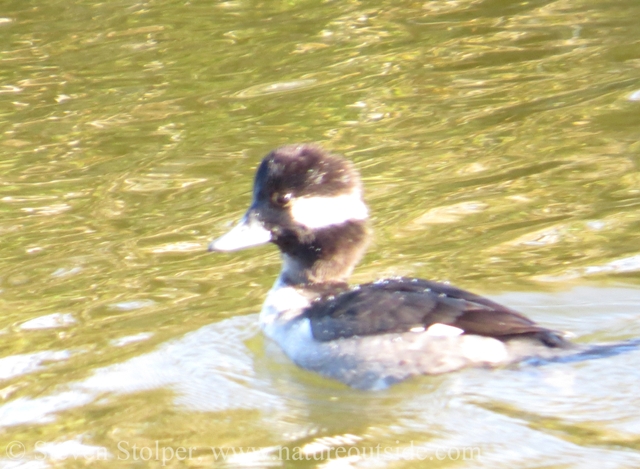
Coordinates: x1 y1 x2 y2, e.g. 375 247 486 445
460 335 508 363
425 323 464 337
289 191 368 229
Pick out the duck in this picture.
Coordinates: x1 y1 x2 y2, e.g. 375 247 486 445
209 144 573 389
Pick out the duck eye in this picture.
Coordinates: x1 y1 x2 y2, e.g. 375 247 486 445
272 192 292 207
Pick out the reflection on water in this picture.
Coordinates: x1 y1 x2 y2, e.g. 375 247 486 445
1 0 640 467
1 287 639 467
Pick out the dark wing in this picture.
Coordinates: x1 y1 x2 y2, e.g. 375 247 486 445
304 278 567 347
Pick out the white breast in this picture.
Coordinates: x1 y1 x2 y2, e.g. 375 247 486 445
259 281 312 340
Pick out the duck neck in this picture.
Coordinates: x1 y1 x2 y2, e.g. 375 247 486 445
275 220 369 286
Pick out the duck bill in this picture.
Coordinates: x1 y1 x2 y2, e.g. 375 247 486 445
208 211 272 252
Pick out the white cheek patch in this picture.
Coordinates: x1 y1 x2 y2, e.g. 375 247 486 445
289 191 368 229
425 323 464 337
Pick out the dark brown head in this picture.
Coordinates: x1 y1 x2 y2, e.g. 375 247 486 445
210 144 370 284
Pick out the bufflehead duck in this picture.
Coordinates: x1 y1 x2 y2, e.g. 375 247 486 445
209 144 572 389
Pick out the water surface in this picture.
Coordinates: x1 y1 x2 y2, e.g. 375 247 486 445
1 0 640 467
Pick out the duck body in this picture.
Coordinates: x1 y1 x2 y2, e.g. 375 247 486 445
210 144 572 389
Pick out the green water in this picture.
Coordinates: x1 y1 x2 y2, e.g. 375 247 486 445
1 0 640 467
